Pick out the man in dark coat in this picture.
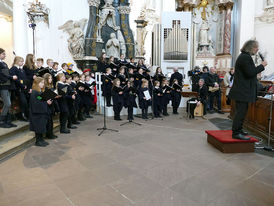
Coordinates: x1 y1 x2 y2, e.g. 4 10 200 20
169 68 183 86
206 67 223 114
229 40 267 140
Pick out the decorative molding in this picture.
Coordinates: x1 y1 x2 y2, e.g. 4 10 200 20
118 6 131 14
87 0 100 7
0 14 12 22
257 5 274 23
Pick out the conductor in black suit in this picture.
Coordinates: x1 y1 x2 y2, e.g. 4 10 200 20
229 40 267 140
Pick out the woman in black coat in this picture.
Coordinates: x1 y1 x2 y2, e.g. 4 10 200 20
23 54 38 88
124 80 137 121
102 68 114 106
29 77 52 147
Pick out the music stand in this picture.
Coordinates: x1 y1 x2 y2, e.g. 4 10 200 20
97 74 119 136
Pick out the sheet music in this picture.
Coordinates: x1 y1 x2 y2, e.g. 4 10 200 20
144 90 151 100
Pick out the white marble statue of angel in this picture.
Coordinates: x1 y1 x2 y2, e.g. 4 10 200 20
59 18 87 59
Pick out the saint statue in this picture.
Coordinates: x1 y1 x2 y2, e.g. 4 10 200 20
199 20 209 46
106 33 120 58
97 0 120 42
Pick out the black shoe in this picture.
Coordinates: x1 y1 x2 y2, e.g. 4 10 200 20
35 141 47 147
0 123 12 128
85 114 93 118
68 125 77 129
60 129 71 134
47 135 58 139
240 130 248 136
232 133 251 140
41 140 49 146
106 104 113 107
218 110 224 114
8 122 17 127
72 121 80 125
163 113 169 116
208 110 215 114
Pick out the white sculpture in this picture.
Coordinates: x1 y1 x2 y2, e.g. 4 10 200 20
199 20 209 45
97 0 120 42
59 18 87 59
106 33 120 58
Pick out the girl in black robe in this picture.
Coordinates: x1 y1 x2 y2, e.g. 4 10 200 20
112 78 124 121
138 79 151 119
153 81 163 118
102 68 114 107
56 73 70 134
29 77 52 147
44 73 58 139
124 80 137 121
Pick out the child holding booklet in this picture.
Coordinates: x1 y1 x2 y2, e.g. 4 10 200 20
139 79 151 119
29 77 52 147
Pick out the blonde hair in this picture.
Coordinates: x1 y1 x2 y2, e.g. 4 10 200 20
141 79 148 88
24 54 36 70
43 73 53 89
32 77 45 92
12 56 24 67
112 78 120 87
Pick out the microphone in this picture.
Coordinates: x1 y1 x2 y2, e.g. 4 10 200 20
258 52 265 61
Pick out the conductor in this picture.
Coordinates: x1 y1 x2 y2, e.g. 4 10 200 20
229 40 268 140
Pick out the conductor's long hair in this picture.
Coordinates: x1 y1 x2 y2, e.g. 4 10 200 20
240 40 258 54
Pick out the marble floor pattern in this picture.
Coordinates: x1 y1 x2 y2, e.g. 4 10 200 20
0 112 273 206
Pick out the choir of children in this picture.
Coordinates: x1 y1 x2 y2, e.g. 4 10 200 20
1 48 192 148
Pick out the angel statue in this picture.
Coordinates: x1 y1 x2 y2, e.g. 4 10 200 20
58 18 88 59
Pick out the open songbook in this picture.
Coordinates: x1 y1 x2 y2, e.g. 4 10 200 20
39 89 58 101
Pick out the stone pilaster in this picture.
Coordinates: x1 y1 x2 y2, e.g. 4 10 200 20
223 2 233 54
118 0 135 58
85 0 100 57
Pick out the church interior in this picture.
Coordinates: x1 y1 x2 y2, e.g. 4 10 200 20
0 0 274 205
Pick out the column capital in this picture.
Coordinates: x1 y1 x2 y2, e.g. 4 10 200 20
118 6 131 14
87 0 100 7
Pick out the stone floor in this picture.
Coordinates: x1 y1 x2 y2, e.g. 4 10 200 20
0 111 273 206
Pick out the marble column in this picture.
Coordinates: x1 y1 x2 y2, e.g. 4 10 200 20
135 19 147 57
223 2 233 54
216 4 225 54
13 0 29 57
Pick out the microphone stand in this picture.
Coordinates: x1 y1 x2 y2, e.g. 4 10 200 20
97 73 119 136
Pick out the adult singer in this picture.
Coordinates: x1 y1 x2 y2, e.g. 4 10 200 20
229 40 268 140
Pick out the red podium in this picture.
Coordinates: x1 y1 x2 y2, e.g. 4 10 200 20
206 130 259 153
